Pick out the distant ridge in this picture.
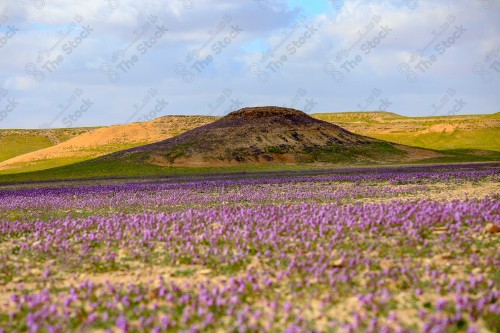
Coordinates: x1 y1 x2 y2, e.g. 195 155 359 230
1 110 497 175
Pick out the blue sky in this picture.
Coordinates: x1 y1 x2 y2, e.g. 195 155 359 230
289 0 330 15
0 0 499 129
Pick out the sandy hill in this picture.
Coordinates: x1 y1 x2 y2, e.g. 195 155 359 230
103 107 440 166
0 116 214 173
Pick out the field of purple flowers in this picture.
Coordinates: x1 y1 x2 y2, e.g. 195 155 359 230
0 163 499 332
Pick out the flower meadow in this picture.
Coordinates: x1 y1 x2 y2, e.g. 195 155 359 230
0 163 499 332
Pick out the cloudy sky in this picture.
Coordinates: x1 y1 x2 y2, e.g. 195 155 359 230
0 0 499 129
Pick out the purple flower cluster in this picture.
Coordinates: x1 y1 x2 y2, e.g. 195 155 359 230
0 163 498 332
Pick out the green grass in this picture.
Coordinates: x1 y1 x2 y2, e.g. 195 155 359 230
0 133 54 162
159 142 196 163
0 146 498 185
312 111 500 123
0 142 149 175
0 158 311 184
267 146 286 154
304 142 406 163
366 129 500 152
313 111 404 123
418 149 500 164
171 268 197 277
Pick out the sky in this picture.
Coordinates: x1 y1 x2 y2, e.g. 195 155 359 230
0 0 499 129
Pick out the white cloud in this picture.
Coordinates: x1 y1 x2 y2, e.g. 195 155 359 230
0 0 499 128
